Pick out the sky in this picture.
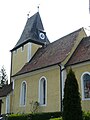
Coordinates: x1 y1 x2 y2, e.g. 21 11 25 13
0 0 90 82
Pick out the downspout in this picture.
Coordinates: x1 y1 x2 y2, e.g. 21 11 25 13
58 64 66 112
59 64 63 112
10 52 13 83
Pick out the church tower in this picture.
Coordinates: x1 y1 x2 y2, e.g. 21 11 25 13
10 12 49 77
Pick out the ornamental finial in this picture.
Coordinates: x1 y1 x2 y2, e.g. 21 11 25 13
27 11 30 18
37 4 40 12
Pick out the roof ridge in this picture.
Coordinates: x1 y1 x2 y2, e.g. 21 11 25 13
66 36 90 66
51 28 83 44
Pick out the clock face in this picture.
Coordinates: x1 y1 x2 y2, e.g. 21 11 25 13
39 32 45 40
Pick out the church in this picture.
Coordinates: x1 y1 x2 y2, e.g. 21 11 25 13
0 12 90 114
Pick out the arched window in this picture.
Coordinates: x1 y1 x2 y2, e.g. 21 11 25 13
81 72 90 100
20 81 27 106
39 77 47 106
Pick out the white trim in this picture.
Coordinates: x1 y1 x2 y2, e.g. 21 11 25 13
20 81 27 107
27 43 32 62
70 61 90 69
38 76 47 106
6 95 10 114
81 72 90 101
21 45 24 52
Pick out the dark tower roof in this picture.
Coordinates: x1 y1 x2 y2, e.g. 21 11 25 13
11 12 50 51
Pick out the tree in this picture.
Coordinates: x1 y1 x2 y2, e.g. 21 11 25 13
63 69 83 120
0 66 8 87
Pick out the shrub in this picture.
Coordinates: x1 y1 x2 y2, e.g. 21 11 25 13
28 112 62 120
7 112 62 120
7 114 28 120
83 111 90 120
6 111 90 120
63 69 83 120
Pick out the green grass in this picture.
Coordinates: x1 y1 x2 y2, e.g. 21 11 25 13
50 117 62 120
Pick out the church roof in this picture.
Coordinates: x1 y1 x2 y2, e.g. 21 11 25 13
0 83 12 97
66 36 90 66
13 28 83 76
11 12 49 51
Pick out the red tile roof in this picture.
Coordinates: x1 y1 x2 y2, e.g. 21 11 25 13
67 36 90 65
14 28 82 76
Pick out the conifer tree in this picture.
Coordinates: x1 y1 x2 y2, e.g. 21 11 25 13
0 66 8 87
63 69 83 120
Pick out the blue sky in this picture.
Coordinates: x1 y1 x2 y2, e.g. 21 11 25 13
0 0 90 82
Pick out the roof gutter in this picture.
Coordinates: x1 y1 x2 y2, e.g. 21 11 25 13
65 59 90 67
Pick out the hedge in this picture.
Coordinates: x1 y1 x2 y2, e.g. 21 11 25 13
7 112 62 120
7 114 28 120
5 111 90 120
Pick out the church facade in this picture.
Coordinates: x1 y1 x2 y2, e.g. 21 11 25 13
1 12 90 114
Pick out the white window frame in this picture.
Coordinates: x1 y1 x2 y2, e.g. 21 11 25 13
81 72 90 101
20 81 27 106
38 76 47 106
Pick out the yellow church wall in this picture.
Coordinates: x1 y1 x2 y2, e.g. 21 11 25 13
31 43 41 58
12 66 61 113
12 44 28 76
1 93 12 114
1 97 6 114
11 43 41 76
67 62 90 111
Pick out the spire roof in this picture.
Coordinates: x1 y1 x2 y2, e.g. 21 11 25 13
11 12 49 51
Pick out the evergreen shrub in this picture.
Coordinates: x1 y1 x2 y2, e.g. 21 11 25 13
63 69 83 120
